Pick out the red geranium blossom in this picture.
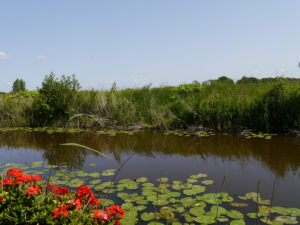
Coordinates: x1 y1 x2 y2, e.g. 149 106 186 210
47 184 70 196
52 204 70 219
114 219 121 225
1 178 14 186
91 209 109 222
25 185 42 196
69 198 82 211
22 174 42 183
3 169 41 185
0 196 3 203
106 205 125 218
32 174 42 182
76 186 100 206
6 168 23 179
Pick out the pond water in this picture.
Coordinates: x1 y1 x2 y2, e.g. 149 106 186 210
0 130 300 224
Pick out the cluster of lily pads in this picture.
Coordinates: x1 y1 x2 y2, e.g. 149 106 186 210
0 127 136 136
164 131 215 137
241 132 277 140
1 161 300 225
95 130 136 136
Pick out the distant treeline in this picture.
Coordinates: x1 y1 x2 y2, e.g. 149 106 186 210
207 75 300 85
0 73 300 132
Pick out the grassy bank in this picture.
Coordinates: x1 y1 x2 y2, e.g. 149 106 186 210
0 76 300 132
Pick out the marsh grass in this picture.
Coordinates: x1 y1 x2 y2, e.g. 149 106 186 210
0 80 300 132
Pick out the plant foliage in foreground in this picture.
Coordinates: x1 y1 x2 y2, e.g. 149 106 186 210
1 162 300 224
0 168 124 225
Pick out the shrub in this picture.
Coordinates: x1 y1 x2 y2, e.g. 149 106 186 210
32 73 80 126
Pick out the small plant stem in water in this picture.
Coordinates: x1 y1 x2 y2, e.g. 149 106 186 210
256 180 260 225
266 176 277 223
102 155 132 211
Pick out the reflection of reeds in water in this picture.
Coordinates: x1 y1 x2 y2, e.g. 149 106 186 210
266 176 277 223
0 131 300 176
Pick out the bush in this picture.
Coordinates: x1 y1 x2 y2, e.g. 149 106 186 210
0 168 124 225
32 73 80 126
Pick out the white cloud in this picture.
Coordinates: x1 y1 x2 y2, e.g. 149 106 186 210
0 51 9 59
132 78 150 83
278 68 287 76
36 55 47 61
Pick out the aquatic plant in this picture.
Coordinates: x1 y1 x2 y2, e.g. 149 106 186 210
1 160 300 225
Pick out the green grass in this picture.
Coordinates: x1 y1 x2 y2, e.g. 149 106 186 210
0 80 300 132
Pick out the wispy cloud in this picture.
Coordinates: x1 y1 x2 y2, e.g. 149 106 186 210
0 51 9 59
36 55 47 61
132 78 150 83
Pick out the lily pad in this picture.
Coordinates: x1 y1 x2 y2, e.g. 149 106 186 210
190 207 205 217
30 161 44 168
89 179 102 185
141 212 156 221
226 210 244 220
76 170 89 177
102 169 116 176
202 179 214 185
136 177 148 183
89 172 100 178
66 178 85 187
122 202 134 211
194 215 216 224
230 220 245 225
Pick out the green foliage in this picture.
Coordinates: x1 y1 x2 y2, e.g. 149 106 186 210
12 79 26 93
32 73 80 126
237 76 300 85
0 169 123 225
0 75 300 132
209 76 234 85
236 76 260 84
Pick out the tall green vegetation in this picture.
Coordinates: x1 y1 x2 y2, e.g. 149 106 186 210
12 78 26 93
32 72 80 126
0 75 299 132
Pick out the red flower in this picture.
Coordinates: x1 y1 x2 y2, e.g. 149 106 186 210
52 204 69 219
76 186 100 206
25 185 42 196
91 209 109 222
32 174 42 182
114 219 121 225
2 178 14 186
90 196 100 207
106 205 125 218
7 168 23 179
69 198 82 211
47 184 70 196
22 175 33 183
0 196 3 203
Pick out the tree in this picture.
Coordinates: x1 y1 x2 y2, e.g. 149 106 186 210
209 76 234 85
12 79 26 93
236 76 259 84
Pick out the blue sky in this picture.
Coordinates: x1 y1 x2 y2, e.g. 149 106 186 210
1 0 300 91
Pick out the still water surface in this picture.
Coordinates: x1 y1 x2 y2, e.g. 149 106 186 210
0 130 299 208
